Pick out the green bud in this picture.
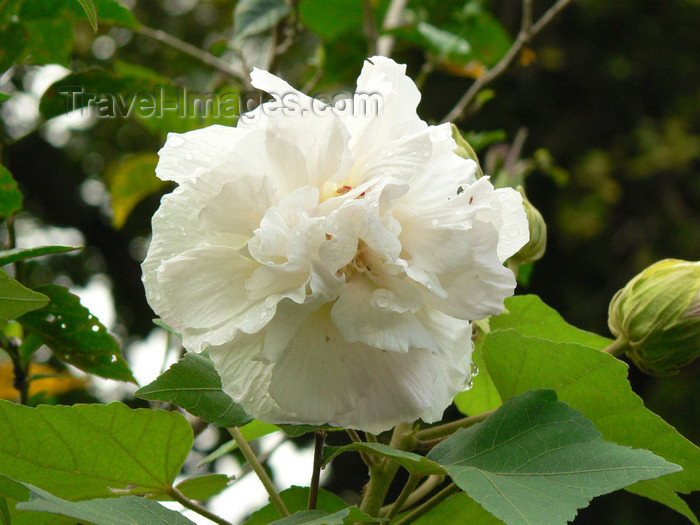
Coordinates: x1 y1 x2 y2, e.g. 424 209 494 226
508 186 547 267
451 124 484 179
608 259 700 375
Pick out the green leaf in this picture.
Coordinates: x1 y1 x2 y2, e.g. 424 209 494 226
0 401 193 499
428 389 680 525
104 153 166 229
0 269 49 322
482 330 700 523
0 164 23 219
0 93 12 102
21 17 74 67
491 294 612 349
452 124 484 179
244 486 348 525
300 0 363 40
199 420 280 466
408 492 504 524
91 0 140 28
454 8 512 67
0 245 81 267
153 318 181 338
75 0 97 32
270 507 377 525
0 24 29 73
16 482 196 524
234 0 290 41
323 443 446 476
19 285 135 382
453 340 501 416
174 474 230 501
135 352 251 428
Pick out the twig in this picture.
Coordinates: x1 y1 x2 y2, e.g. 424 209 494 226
603 338 626 356
392 483 460 525
229 427 290 518
414 410 494 441
441 0 578 123
308 429 327 510
362 0 379 56
384 474 422 521
380 475 444 516
376 0 408 57
347 429 376 468
168 486 232 525
136 25 244 82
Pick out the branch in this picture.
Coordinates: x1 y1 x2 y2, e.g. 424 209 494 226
414 410 494 441
363 0 379 56
228 427 290 518
376 0 408 57
308 429 327 510
441 0 578 123
168 486 232 525
136 25 245 82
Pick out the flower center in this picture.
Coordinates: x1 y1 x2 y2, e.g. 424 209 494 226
337 239 382 280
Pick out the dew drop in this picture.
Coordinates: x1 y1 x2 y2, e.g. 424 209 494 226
91 325 100 332
60 323 67 329
471 361 479 377
110 354 117 363
45 314 56 323
375 297 389 309
463 378 474 391
425 282 433 290
185 153 193 161
264 296 277 308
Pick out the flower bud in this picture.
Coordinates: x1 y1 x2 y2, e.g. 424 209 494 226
608 259 700 375
507 186 547 267
451 124 484 179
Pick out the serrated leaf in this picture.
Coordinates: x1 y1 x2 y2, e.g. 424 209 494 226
16 482 196 524
135 352 251 428
0 164 22 219
490 295 612 349
323 443 446 476
104 153 166 229
175 474 230 502
270 507 377 525
0 401 193 500
482 331 700 524
199 420 280 466
453 340 501 416
0 269 49 321
428 389 680 525
244 486 348 525
18 285 134 382
234 0 290 41
75 0 97 32
0 245 80 267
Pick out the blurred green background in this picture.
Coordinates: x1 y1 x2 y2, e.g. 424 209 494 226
1 0 698 522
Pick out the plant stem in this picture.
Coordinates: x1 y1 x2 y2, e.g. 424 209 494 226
347 429 376 468
228 427 289 518
380 475 444 516
308 429 327 510
602 337 627 356
362 0 379 56
414 410 494 441
391 483 459 525
168 486 232 525
384 474 422 521
376 0 408 57
135 25 245 82
359 422 415 517
441 0 578 123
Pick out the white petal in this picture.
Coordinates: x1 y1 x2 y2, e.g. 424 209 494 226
155 245 258 330
331 274 436 353
492 187 530 261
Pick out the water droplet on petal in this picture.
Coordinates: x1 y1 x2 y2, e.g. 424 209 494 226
471 361 479 377
91 325 100 332
425 282 433 290
185 153 193 161
463 378 474 391
376 297 389 309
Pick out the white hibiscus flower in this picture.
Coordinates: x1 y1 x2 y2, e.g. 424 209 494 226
142 56 529 433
